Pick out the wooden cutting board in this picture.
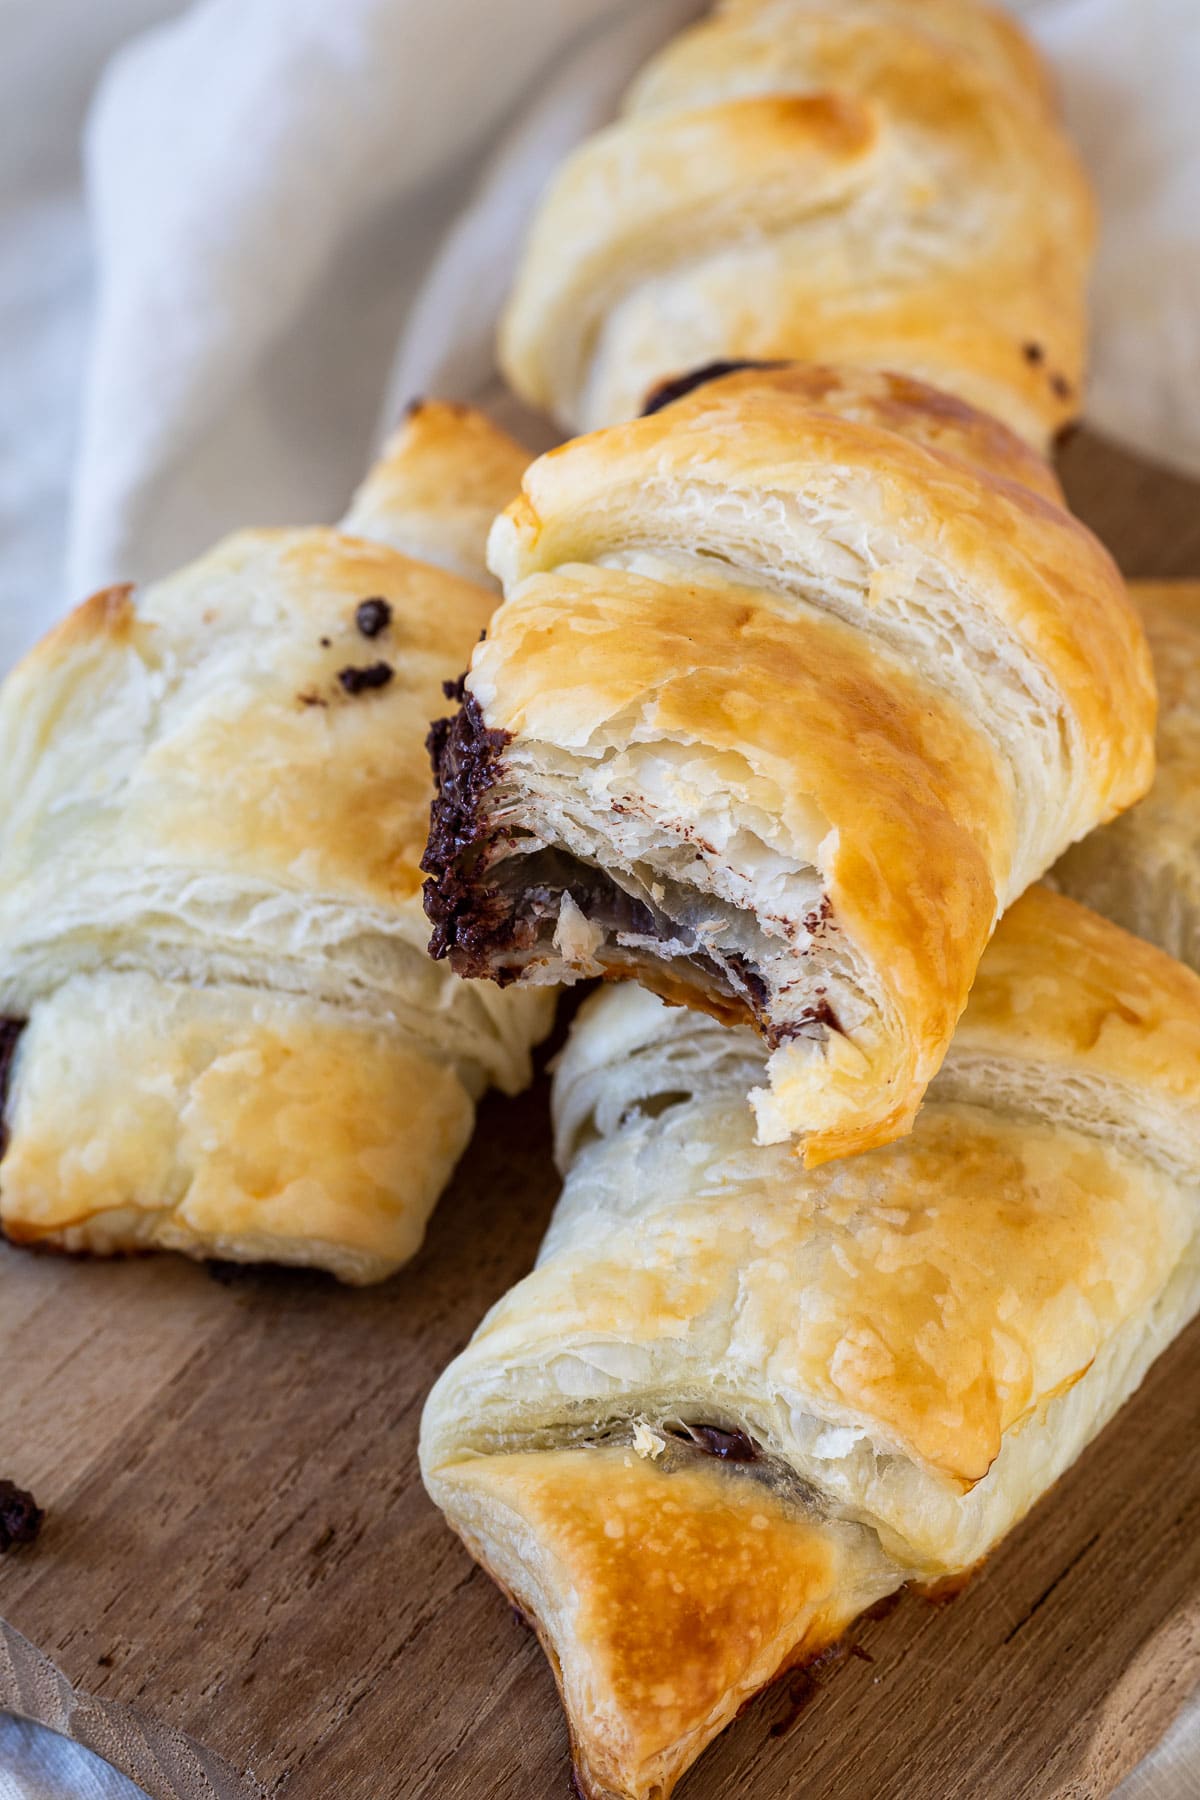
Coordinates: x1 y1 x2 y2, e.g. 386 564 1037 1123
1 429 1199 1800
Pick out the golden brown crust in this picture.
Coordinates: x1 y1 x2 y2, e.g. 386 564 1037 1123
0 529 494 910
437 367 1154 1157
422 887 1200 1797
473 558 1006 1162
0 407 552 1280
500 0 1094 442
0 972 473 1283
1052 582 1200 972
493 368 1152 824
342 400 529 587
954 884 1200 1111
435 1447 884 1800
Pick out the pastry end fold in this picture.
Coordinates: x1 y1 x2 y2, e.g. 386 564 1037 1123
428 1442 897 1800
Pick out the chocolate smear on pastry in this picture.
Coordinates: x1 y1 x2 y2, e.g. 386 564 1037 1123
423 689 518 972
641 359 789 415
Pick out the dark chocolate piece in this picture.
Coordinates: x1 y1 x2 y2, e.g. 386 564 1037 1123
337 661 393 696
355 597 392 639
0 1478 43 1553
672 1422 760 1463
1022 341 1045 365
641 359 789 416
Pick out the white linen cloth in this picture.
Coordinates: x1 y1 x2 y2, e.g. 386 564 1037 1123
0 0 1198 1793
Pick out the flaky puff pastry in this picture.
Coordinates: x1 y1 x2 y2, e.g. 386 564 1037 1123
500 0 1094 446
1053 582 1200 975
421 887 1200 1800
423 367 1154 1163
0 404 549 1284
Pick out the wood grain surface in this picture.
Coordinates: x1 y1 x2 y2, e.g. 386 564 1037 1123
1 428 1198 1800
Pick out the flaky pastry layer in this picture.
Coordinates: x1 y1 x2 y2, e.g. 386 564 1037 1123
1053 581 1200 975
423 368 1154 1161
0 406 550 1279
422 888 1200 1797
500 0 1094 445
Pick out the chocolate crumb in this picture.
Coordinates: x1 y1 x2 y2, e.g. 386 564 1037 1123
641 359 789 416
0 1479 43 1553
355 597 392 639
1022 342 1045 365
337 662 393 696
297 692 328 709
97 1653 114 1669
802 896 833 934
319 637 331 648
1050 373 1073 400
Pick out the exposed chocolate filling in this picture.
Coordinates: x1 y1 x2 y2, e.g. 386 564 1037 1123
641 359 790 416
0 1478 43 1553
422 698 843 1042
0 1018 25 1161
423 687 523 975
669 1422 761 1463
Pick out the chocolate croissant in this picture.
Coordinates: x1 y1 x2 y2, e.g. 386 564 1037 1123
500 0 1094 446
1054 580 1200 974
421 885 1200 1800
0 404 551 1282
422 366 1155 1163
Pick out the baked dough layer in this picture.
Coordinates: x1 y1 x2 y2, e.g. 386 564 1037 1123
1053 581 1200 975
500 0 1094 445
422 887 1200 1796
0 405 550 1281
423 367 1155 1161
